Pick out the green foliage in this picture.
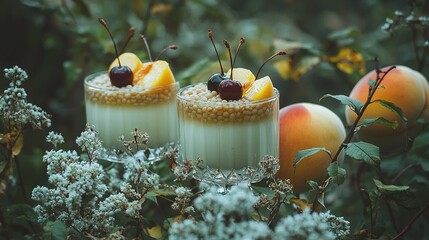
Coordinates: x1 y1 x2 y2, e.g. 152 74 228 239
320 94 363 115
356 117 399 132
327 163 347 185
345 142 380 165
1 0 429 239
372 99 408 123
293 147 332 168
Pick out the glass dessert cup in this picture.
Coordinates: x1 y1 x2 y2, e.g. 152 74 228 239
176 83 279 186
84 71 179 162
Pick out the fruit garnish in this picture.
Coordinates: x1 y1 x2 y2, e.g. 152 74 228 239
135 34 177 88
108 52 143 78
218 79 243 101
217 40 243 100
140 34 153 62
255 51 287 79
207 73 228 92
231 37 246 80
226 68 255 93
207 29 228 92
137 60 175 89
99 18 134 88
155 45 177 61
243 76 274 100
120 27 136 54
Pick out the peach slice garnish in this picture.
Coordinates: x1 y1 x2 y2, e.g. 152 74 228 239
243 76 274 100
226 68 255 93
137 60 175 89
108 52 143 79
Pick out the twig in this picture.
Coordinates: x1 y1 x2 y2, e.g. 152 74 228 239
391 200 429 240
392 163 418 183
312 61 396 212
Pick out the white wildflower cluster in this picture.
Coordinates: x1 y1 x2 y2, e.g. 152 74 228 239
274 209 350 240
0 66 51 130
32 127 145 237
169 185 272 240
46 131 65 148
76 124 103 161
320 211 351 239
382 10 429 32
171 186 195 215
173 159 198 181
169 186 350 240
122 149 160 192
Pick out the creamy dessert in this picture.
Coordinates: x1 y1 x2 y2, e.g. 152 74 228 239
84 19 179 155
84 73 178 150
176 30 283 172
177 82 279 170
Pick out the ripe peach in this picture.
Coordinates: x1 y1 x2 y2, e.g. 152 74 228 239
345 65 429 155
278 103 346 194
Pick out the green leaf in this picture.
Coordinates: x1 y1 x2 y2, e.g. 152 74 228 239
306 180 320 190
43 221 68 240
328 27 361 40
320 94 363 115
372 99 407 123
293 148 332 169
176 58 211 86
345 141 380 165
327 163 346 185
373 179 410 192
355 117 399 132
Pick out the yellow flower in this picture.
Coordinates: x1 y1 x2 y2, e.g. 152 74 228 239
327 48 366 75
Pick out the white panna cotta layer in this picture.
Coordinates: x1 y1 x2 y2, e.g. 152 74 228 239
84 72 179 150
177 83 279 170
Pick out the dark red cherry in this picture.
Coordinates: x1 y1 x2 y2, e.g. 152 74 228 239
109 66 133 87
207 73 228 92
218 79 243 101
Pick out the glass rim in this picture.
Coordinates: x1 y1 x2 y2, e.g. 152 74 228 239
176 82 280 105
84 71 179 91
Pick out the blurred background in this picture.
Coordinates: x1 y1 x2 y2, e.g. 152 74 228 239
1 0 428 235
1 0 426 142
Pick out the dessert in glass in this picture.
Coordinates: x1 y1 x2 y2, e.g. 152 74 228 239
84 69 179 157
84 19 179 162
176 30 283 185
177 80 279 183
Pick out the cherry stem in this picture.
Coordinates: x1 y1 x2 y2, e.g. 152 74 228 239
155 45 177 61
208 29 224 74
99 18 122 67
224 40 233 80
140 34 153 62
232 37 245 70
255 51 287 79
120 27 136 55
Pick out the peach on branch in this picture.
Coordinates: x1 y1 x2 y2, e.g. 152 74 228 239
345 65 429 155
278 103 346 194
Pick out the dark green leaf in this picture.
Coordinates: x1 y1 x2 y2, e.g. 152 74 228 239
293 148 331 170
306 180 320 190
327 163 346 185
372 99 407 123
345 141 380 165
43 221 68 240
355 117 399 132
320 94 363 115
328 27 361 40
373 179 410 192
